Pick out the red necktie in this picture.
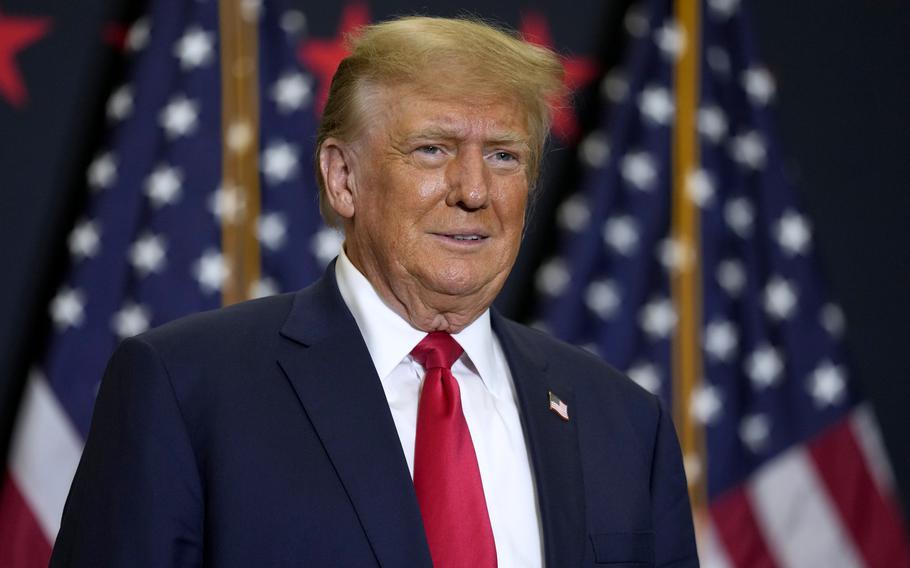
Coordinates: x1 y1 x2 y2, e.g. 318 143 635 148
412 332 497 568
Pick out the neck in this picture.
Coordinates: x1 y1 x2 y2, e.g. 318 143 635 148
345 248 498 334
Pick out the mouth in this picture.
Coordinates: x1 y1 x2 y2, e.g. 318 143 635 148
431 232 490 245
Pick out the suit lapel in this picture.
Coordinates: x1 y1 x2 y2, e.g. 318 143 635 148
277 267 432 568
493 313 587 567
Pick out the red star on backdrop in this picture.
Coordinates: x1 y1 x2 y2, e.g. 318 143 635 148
0 11 51 108
298 2 371 115
520 11 599 143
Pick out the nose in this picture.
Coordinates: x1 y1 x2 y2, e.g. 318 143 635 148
445 147 491 211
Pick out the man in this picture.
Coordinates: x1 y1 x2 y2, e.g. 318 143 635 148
52 16 698 567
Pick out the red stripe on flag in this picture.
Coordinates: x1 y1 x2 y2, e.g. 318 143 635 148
808 419 910 568
710 485 778 568
0 470 52 567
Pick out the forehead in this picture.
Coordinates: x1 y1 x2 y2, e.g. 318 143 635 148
361 83 530 142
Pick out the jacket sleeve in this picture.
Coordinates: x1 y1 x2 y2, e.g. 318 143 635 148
51 336 203 567
651 399 700 567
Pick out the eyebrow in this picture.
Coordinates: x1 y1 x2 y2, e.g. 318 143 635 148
402 128 531 149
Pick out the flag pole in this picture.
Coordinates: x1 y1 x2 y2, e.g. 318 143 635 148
671 0 706 516
219 0 261 306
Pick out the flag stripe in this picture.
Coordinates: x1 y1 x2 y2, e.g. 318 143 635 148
809 415 910 568
0 473 52 567
697 519 734 568
747 447 863 568
8 373 83 542
710 486 778 568
850 404 897 497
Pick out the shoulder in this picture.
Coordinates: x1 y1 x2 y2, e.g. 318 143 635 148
146 292 294 343
120 292 298 371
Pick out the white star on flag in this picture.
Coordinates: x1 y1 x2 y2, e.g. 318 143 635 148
730 130 767 169
50 287 86 330
579 131 610 168
106 85 133 121
639 297 677 339
557 194 591 232
697 105 728 144
620 151 658 191
686 169 715 207
87 152 117 191
129 233 168 276
707 0 740 19
746 345 784 390
159 95 200 139
193 249 229 294
585 279 621 319
623 6 649 38
239 0 263 21
706 46 731 75
764 276 798 320
627 362 661 395
724 197 754 238
125 17 150 52
808 360 848 408
174 27 215 69
716 259 746 296
271 72 312 113
638 85 675 126
536 258 570 296
226 121 254 154
603 215 640 255
310 226 344 267
145 165 184 208
821 303 847 338
68 219 101 260
740 413 771 453
742 66 776 105
111 302 151 339
601 70 629 103
261 141 300 185
257 212 288 251
704 320 738 361
690 384 723 425
280 10 307 36
654 21 685 60
208 184 248 224
249 277 280 299
657 237 693 272
774 210 812 256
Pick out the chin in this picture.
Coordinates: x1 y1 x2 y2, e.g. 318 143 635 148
425 268 502 299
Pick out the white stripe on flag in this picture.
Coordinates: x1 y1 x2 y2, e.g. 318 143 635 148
747 446 863 568
697 520 733 568
850 404 897 497
9 370 85 542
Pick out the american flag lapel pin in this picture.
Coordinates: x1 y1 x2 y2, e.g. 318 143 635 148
548 391 569 422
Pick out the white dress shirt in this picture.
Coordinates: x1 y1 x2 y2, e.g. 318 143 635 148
335 250 544 568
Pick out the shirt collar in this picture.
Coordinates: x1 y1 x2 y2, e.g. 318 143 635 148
334 250 506 398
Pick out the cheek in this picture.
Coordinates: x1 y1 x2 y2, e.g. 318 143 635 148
494 185 529 230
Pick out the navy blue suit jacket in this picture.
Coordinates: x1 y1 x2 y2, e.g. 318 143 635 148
52 266 698 567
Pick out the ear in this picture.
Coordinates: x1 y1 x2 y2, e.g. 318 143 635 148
319 137 357 220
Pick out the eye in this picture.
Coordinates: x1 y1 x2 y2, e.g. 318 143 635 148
494 151 516 162
417 145 442 155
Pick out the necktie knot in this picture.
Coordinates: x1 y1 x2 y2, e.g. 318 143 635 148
411 332 463 371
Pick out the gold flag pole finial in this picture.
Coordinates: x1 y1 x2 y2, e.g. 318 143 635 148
219 0 261 306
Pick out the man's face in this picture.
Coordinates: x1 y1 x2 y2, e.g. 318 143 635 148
331 85 531 327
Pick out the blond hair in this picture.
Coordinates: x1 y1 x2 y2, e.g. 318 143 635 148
314 16 565 226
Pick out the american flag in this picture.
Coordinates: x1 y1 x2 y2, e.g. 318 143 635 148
0 1 338 563
534 0 910 566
